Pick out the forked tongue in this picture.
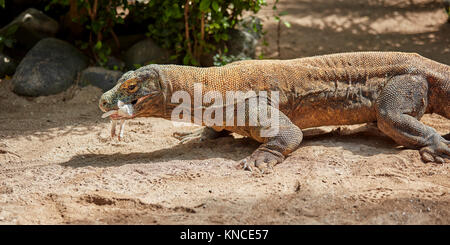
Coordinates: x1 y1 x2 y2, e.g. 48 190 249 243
102 110 117 118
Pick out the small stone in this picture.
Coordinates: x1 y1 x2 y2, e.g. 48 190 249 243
0 53 16 78
0 185 13 194
225 28 258 59
79 67 123 92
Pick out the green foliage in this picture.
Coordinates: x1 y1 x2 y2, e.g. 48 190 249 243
213 53 250 66
272 0 290 58
273 0 290 29
129 0 266 65
0 24 19 53
0 0 5 8
46 0 128 66
239 15 264 39
43 0 265 67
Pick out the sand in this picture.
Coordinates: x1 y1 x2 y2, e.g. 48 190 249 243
0 0 449 224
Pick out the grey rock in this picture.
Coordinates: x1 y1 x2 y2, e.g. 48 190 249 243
79 67 123 92
238 16 263 39
104 56 125 71
0 53 17 78
123 38 172 69
226 29 258 59
12 38 88 97
0 8 59 51
105 34 146 54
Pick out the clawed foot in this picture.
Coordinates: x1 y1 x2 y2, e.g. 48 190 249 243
419 135 450 164
173 128 206 144
237 149 284 174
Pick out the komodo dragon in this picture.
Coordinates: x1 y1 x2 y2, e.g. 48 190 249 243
99 52 450 173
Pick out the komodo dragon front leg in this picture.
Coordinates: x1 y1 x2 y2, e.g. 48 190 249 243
227 98 303 173
173 98 303 173
376 74 450 163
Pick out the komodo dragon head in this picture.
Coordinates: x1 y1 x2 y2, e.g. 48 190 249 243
98 65 170 119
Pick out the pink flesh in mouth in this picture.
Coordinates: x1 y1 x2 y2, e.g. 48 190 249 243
110 113 122 120
101 110 118 118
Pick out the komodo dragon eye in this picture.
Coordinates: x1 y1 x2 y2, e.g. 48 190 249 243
121 80 139 94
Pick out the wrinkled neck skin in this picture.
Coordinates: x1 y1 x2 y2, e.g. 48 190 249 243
135 81 175 120
139 70 212 125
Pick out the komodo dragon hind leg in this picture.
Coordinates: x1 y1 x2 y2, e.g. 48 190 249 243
376 74 450 163
173 127 231 144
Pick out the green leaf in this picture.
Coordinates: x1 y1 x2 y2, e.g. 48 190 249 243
221 33 228 41
95 41 102 50
80 42 89 50
4 38 14 48
212 1 219 12
0 0 5 8
199 0 211 12
5 24 19 36
169 54 178 61
279 11 288 16
283 21 291 28
183 55 190 65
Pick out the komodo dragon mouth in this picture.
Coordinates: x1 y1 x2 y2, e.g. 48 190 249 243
100 94 153 140
100 95 151 120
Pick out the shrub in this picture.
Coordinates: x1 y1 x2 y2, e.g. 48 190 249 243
46 0 129 66
128 0 266 65
43 0 265 66
1 0 267 67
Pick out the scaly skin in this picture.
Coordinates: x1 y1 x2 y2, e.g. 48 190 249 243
99 52 450 173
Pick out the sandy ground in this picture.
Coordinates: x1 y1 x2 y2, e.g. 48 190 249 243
0 0 449 224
